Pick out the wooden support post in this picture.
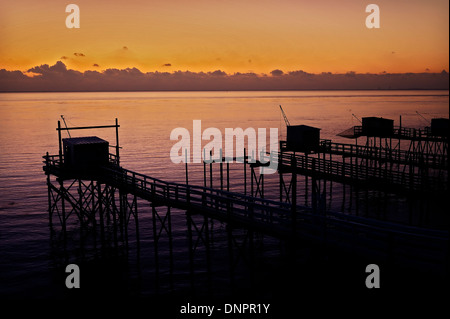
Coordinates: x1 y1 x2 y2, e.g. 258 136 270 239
342 155 346 212
119 191 125 241
57 121 63 166
312 158 317 213
112 188 118 249
115 118 120 165
220 161 224 191
91 180 96 229
291 154 297 233
226 161 230 192
60 179 66 240
46 152 53 228
279 142 283 203
203 158 207 188
98 182 105 242
305 153 308 206
133 195 140 251
261 173 264 199
279 171 283 203
105 186 111 223
209 151 213 189
251 166 254 198
123 194 129 249
244 148 247 196
185 149 189 186
329 152 333 207
77 180 83 225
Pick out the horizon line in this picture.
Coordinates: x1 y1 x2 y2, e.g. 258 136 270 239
1 88 449 94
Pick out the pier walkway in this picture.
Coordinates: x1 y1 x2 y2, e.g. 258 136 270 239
315 140 448 170
340 125 448 142
44 153 449 273
277 148 448 196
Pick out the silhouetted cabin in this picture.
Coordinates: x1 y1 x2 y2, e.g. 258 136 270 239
286 125 320 152
430 118 449 137
361 117 394 137
63 136 109 170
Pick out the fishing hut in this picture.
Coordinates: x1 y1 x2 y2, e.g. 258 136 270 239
361 117 394 137
63 136 109 171
286 125 321 153
430 118 449 137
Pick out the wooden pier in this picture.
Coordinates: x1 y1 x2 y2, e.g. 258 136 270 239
277 146 447 196
43 119 449 276
316 140 447 170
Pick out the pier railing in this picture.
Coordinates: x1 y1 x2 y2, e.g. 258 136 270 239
348 125 447 141
277 150 447 194
102 165 304 236
44 153 119 173
280 140 448 169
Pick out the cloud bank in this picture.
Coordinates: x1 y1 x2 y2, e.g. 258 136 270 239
0 61 448 92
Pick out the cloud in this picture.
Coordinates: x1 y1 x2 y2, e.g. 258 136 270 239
0 61 448 92
232 72 258 77
288 70 312 77
270 69 284 76
60 56 69 60
93 64 100 67
103 67 144 77
0 69 27 81
123 46 128 50
28 61 69 74
162 63 172 67
74 53 85 57
210 70 226 76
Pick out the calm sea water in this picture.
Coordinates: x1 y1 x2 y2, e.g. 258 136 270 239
0 90 448 301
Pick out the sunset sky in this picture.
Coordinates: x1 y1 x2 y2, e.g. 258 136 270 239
1 0 448 75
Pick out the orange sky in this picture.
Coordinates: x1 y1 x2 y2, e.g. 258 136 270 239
0 0 448 74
